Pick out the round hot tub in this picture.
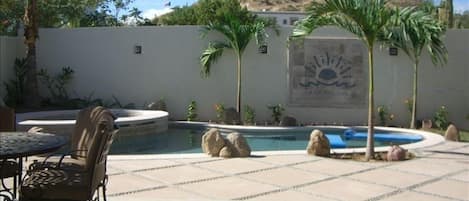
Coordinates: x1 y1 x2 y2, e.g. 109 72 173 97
16 109 168 137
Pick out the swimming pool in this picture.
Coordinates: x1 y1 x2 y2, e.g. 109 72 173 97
109 123 424 155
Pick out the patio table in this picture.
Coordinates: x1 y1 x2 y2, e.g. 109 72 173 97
0 132 67 201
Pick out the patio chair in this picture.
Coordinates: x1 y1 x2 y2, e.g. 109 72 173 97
0 106 20 198
29 106 111 171
0 107 15 132
1 160 19 200
19 106 118 201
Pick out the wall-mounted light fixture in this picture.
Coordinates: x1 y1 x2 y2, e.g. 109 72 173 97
389 47 398 56
134 45 142 54
258 45 268 54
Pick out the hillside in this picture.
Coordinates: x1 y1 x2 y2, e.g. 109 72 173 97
240 0 423 12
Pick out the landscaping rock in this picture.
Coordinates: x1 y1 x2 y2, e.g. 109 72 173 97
279 116 297 127
387 145 407 161
224 107 240 125
219 145 233 158
445 124 459 141
306 129 330 157
226 133 251 157
421 119 432 130
201 128 225 156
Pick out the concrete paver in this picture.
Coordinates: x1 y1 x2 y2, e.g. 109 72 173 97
194 158 275 175
179 177 279 200
292 158 371 176
107 174 163 195
105 142 469 201
246 190 336 201
414 179 469 200
348 168 432 188
298 177 396 201
134 165 224 185
379 191 455 201
241 166 331 187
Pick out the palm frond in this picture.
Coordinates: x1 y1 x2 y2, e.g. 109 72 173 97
386 6 447 65
200 41 230 78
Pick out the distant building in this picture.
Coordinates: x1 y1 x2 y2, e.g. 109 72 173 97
252 11 307 27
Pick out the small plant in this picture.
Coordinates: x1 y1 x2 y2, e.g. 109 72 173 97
268 104 284 124
404 98 413 114
377 105 388 126
433 106 449 130
38 66 74 104
3 58 28 107
187 100 197 121
155 98 167 111
244 105 255 125
109 95 135 109
214 103 225 123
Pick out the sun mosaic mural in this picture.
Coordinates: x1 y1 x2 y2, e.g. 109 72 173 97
289 38 367 108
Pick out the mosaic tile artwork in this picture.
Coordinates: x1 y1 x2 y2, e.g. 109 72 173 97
289 38 367 108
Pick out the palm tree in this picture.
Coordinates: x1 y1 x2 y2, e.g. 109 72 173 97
200 15 268 117
23 0 40 107
291 0 395 160
387 7 447 129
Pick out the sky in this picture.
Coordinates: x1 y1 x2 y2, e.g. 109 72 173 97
128 0 469 20
128 0 197 19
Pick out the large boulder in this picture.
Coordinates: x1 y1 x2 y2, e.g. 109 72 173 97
224 107 240 125
387 145 407 161
445 124 459 141
219 145 233 158
279 116 297 127
306 129 330 157
226 133 251 157
201 128 225 156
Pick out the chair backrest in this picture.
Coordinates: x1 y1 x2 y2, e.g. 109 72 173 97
87 108 118 191
0 107 15 132
70 106 118 197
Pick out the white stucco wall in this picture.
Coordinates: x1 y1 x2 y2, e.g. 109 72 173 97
1 26 468 129
0 36 24 97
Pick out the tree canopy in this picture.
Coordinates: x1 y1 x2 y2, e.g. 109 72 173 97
0 0 150 35
158 0 256 25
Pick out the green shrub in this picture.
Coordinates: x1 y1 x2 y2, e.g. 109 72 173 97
3 58 28 107
187 100 197 121
214 103 225 123
244 105 255 125
434 106 449 130
377 105 388 126
268 104 284 124
38 66 74 105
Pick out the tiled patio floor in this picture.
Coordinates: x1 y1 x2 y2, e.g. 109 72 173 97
99 141 469 200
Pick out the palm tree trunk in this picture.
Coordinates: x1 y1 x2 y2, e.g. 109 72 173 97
236 54 242 119
447 0 454 28
410 60 419 129
23 0 40 108
365 48 375 161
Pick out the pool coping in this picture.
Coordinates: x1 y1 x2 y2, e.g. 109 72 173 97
16 109 169 125
108 122 445 160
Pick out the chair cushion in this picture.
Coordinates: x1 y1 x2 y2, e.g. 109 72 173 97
20 169 92 201
29 157 86 172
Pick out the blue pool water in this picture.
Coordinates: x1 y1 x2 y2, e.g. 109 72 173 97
109 125 422 155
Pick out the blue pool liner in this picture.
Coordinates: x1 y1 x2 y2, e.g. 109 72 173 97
325 134 347 148
343 129 422 142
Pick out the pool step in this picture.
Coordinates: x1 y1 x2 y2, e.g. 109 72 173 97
346 132 423 142
325 134 347 148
